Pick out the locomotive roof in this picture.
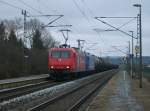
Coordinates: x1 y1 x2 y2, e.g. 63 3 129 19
49 48 76 52
49 48 101 58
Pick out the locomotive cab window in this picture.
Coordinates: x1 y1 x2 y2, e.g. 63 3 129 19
61 51 69 58
51 51 69 58
51 51 60 58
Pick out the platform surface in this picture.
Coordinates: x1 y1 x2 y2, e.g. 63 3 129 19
86 70 150 111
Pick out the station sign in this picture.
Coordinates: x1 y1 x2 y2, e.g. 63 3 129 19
135 45 140 54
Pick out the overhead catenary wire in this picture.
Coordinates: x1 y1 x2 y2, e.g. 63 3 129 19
4 0 125 56
93 30 105 42
89 4 137 51
72 0 91 25
112 46 128 55
78 0 137 46
95 17 137 39
16 0 64 27
17 0 43 14
79 0 115 51
37 0 87 47
93 27 129 56
85 43 98 50
17 0 63 24
36 0 97 49
73 0 121 55
116 17 137 30
71 0 108 52
80 0 95 18
0 0 95 55
97 17 137 35
93 16 137 56
97 17 137 32
0 0 23 10
33 0 82 45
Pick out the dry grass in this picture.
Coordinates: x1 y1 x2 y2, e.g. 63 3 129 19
131 78 150 111
86 71 150 111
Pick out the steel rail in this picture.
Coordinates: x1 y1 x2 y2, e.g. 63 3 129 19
28 70 117 111
0 81 58 102
67 73 114 111
0 74 49 89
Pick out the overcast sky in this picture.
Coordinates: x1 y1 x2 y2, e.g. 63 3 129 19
0 0 149 57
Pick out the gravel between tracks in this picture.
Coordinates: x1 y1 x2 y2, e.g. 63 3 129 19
0 80 76 111
0 70 115 111
42 77 103 111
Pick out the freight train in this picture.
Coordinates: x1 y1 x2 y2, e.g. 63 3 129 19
48 46 117 80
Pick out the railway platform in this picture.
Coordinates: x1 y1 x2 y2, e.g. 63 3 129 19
86 70 150 111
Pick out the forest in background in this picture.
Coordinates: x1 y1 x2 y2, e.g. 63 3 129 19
0 18 58 79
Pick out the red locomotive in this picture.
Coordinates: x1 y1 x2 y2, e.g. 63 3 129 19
48 46 96 80
48 45 119 80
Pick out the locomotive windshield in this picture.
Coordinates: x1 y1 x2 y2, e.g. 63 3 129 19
51 51 69 58
61 51 69 58
51 51 60 58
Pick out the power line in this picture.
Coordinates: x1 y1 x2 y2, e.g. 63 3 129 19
46 15 64 26
45 25 72 28
72 0 91 24
85 43 98 50
112 46 128 55
34 0 82 43
95 18 137 35
76 5 128 56
75 1 130 56
17 0 43 14
93 29 105 42
0 0 23 10
99 17 137 18
95 17 137 39
93 27 129 56
117 18 137 30
16 0 64 28
36 0 93 45
96 17 137 31
73 1 127 55
80 0 95 17
26 14 63 17
93 17 137 49
72 0 103 49
79 0 113 48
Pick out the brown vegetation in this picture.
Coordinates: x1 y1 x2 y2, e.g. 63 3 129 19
0 18 58 79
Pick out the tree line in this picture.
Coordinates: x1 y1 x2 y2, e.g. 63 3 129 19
0 18 58 79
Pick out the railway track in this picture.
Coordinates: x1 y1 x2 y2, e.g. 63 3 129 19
0 70 118 111
68 74 111 111
0 74 49 90
0 80 58 102
0 74 57 102
28 70 117 111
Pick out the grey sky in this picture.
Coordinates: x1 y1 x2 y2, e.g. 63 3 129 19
0 0 149 57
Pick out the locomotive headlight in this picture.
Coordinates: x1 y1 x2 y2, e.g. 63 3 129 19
51 66 54 69
66 66 70 69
